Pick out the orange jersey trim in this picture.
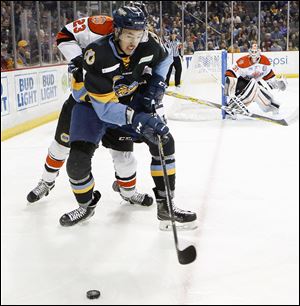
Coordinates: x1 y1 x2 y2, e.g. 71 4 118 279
263 70 275 81
225 70 237 78
56 31 72 41
87 16 114 35
259 55 271 65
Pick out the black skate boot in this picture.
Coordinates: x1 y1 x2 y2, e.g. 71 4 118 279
27 180 55 203
153 188 197 231
112 181 153 206
59 191 101 227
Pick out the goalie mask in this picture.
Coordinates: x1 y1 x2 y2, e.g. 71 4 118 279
248 44 261 63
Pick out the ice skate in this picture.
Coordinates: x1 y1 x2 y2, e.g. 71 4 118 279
27 180 55 203
112 181 153 206
154 188 197 231
59 191 101 227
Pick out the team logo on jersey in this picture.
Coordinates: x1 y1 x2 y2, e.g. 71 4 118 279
113 75 139 98
84 49 95 65
91 16 106 25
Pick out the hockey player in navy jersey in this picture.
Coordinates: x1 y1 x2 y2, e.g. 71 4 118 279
59 6 197 229
27 14 153 207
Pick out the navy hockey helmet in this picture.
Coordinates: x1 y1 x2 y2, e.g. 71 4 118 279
113 6 147 31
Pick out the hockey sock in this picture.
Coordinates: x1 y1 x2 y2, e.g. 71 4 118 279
42 140 69 183
115 172 136 198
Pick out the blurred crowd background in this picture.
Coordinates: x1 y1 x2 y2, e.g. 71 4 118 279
1 1 299 71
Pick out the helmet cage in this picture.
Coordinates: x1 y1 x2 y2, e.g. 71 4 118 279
249 44 261 62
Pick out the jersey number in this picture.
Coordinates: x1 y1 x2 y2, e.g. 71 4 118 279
73 19 86 33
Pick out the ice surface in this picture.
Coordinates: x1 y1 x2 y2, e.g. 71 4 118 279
1 80 299 305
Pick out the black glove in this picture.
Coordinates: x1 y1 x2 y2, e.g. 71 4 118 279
132 112 169 145
68 55 84 82
143 74 167 112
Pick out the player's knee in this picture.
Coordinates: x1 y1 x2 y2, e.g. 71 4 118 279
49 140 70 161
163 133 175 156
110 150 137 178
148 133 175 156
67 141 96 180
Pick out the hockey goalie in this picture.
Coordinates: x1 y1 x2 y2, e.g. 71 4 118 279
223 43 287 119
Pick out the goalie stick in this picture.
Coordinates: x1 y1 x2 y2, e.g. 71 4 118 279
165 90 290 126
157 135 197 265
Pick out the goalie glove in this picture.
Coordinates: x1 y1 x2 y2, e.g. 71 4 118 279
267 76 287 91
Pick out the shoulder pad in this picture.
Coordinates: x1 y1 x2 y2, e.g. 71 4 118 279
259 55 271 65
237 56 252 68
87 16 114 35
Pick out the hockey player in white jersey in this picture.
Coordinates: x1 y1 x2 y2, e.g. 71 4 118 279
27 15 153 207
223 43 287 119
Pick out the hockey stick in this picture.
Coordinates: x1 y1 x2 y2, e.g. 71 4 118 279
157 134 197 265
165 90 289 126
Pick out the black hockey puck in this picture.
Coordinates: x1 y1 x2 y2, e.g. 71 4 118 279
86 290 100 299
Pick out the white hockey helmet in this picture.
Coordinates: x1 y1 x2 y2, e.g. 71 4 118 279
248 43 261 62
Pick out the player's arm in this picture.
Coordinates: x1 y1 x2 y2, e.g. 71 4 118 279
56 22 83 61
141 33 173 111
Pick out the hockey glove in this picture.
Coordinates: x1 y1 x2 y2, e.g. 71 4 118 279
267 76 287 91
68 55 84 82
132 112 169 145
143 74 167 112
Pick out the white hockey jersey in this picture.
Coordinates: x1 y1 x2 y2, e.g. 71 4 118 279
226 55 275 82
56 16 114 61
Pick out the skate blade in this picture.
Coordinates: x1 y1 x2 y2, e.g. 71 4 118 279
159 220 197 231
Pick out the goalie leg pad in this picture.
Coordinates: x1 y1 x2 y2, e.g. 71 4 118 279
224 79 257 118
224 76 238 97
238 78 258 105
255 84 279 112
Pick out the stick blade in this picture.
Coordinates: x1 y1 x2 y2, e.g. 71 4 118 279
178 245 197 265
